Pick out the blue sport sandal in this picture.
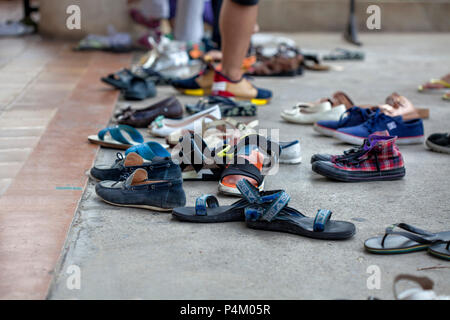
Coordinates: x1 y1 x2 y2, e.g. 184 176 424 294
172 181 287 223
240 180 356 240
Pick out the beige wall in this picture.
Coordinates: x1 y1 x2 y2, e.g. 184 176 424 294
257 0 450 32
39 0 132 39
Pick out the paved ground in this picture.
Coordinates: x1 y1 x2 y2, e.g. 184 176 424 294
48 33 450 300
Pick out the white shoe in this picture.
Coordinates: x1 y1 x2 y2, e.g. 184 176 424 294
281 104 346 124
148 105 221 137
279 140 302 164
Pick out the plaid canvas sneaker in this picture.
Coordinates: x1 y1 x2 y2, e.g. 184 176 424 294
312 134 405 182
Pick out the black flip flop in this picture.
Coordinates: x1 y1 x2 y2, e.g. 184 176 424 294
101 68 134 90
428 241 450 261
364 223 450 254
238 180 355 240
122 76 156 101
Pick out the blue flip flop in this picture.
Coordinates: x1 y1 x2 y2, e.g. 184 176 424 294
88 125 145 150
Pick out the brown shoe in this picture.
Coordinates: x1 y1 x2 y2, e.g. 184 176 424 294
381 92 429 120
117 96 183 128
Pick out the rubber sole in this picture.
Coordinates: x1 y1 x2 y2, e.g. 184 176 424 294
98 196 173 212
246 220 355 240
312 162 405 182
279 156 302 164
88 136 131 150
426 139 450 154
313 123 336 137
172 208 244 223
364 244 429 254
428 249 450 260
334 131 424 145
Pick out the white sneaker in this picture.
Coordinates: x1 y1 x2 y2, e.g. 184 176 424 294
281 104 346 124
148 105 221 137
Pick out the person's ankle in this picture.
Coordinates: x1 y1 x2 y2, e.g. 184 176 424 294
220 68 242 82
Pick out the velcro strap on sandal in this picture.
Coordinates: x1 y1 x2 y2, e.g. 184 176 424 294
195 194 219 216
313 209 332 232
261 191 290 222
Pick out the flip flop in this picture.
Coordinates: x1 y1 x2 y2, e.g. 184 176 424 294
428 241 450 261
240 180 355 240
122 76 156 101
125 141 170 160
418 74 450 93
88 125 144 150
101 68 134 90
364 223 450 254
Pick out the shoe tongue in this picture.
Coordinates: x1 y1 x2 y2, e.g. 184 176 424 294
125 168 147 187
124 152 144 166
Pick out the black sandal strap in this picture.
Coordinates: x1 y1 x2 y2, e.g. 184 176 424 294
381 223 435 247
221 160 264 185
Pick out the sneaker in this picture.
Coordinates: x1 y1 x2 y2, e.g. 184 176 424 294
90 152 181 181
334 110 424 145
312 135 405 182
171 64 215 96
311 131 389 163
314 106 375 137
281 103 346 124
426 133 450 154
211 71 272 105
95 168 186 211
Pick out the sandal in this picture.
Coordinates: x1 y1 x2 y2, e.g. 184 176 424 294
418 74 450 93
88 125 145 150
176 133 228 181
101 68 134 90
218 135 280 196
240 180 355 240
364 223 450 254
443 92 450 101
322 48 364 61
394 274 449 300
185 96 257 117
122 75 156 101
428 241 450 261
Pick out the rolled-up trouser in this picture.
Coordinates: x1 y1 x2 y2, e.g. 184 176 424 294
174 0 205 43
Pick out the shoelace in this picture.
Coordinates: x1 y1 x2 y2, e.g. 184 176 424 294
336 106 369 128
111 152 125 168
362 109 394 131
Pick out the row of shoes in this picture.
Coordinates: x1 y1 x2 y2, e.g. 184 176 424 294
89 144 450 262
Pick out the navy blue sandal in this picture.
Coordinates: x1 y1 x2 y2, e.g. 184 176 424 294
172 180 287 223
240 180 356 240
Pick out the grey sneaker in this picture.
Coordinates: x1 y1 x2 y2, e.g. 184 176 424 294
95 168 186 211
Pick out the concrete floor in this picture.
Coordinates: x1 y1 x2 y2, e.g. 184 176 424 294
48 33 450 300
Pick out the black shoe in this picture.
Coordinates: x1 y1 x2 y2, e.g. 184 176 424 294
95 168 186 211
90 152 181 181
426 133 450 154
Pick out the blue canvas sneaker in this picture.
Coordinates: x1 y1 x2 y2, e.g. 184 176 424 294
334 110 424 145
314 106 375 137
